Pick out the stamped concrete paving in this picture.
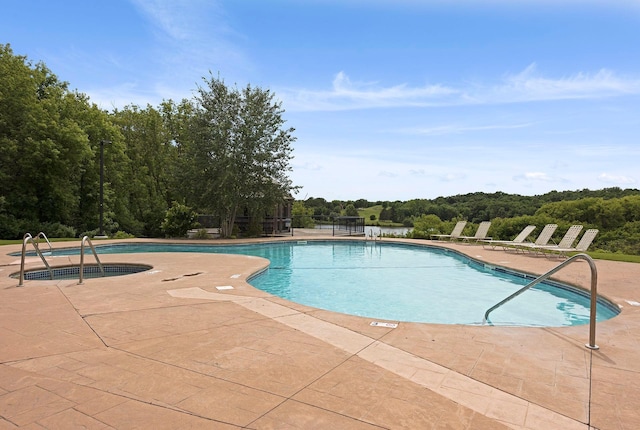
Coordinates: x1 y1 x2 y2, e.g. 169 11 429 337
0 235 639 429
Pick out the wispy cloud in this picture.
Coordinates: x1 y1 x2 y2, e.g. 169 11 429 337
513 172 554 182
280 71 458 111
279 65 640 112
598 173 637 185
399 123 533 136
130 0 229 41
438 173 467 183
104 0 250 106
295 161 324 171
378 170 399 178
490 63 640 103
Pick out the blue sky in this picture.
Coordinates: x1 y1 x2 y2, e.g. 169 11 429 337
3 0 640 201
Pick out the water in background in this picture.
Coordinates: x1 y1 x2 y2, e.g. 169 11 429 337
314 225 411 236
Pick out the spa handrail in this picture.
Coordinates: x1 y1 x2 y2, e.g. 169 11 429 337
18 232 54 286
78 236 105 284
366 228 382 241
483 253 599 350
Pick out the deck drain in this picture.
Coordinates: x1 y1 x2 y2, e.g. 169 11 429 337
370 321 398 328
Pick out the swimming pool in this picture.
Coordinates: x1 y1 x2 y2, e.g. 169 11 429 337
40 240 619 326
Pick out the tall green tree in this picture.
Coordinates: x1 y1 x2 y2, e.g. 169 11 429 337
111 104 180 236
0 44 101 236
181 75 297 238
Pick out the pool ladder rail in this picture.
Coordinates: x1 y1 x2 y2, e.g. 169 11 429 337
78 235 105 284
483 253 599 350
18 233 105 286
18 232 54 286
366 228 382 242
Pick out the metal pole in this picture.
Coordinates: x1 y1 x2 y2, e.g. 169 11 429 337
584 256 599 350
98 140 111 237
99 141 104 236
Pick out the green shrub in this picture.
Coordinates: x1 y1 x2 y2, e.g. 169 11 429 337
193 228 210 239
160 202 199 238
0 214 21 239
40 222 77 238
112 231 135 239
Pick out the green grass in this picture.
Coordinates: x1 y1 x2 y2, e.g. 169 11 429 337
586 251 640 263
358 205 382 222
357 205 404 227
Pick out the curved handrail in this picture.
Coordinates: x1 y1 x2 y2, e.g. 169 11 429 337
18 233 54 286
366 228 382 241
483 253 599 350
79 236 105 284
34 232 53 255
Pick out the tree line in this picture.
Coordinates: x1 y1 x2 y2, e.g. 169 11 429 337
0 44 296 239
295 189 640 254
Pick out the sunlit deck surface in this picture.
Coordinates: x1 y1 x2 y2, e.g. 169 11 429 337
1 233 638 429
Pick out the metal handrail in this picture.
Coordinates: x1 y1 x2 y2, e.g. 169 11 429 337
78 236 105 284
366 228 382 241
483 253 599 350
18 232 54 286
33 232 53 255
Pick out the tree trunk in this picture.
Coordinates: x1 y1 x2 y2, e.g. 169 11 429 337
220 204 238 238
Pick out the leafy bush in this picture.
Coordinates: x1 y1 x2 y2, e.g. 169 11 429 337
78 229 98 239
344 204 358 216
40 222 77 238
191 228 209 239
0 214 21 239
411 214 443 237
245 219 264 238
160 202 199 238
111 230 135 239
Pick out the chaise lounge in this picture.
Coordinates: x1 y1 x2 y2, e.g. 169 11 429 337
517 224 583 256
457 221 492 243
481 225 536 250
546 228 599 258
430 221 467 241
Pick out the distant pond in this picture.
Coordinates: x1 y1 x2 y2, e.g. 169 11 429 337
314 224 411 236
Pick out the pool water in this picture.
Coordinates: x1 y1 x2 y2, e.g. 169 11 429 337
46 241 619 326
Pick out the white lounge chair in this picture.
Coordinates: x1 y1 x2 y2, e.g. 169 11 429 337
519 225 583 255
547 229 598 258
458 221 492 243
430 221 467 241
481 225 536 250
513 223 558 253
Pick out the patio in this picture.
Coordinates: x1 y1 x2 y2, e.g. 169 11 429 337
0 236 638 429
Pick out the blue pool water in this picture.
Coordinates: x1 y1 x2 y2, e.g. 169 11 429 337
44 241 619 326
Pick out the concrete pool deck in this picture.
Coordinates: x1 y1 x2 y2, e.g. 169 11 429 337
0 235 638 429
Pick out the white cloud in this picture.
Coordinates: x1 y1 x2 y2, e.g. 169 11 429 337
295 161 324 171
130 0 228 41
513 172 554 182
598 173 637 185
491 63 640 103
399 123 533 136
280 71 458 111
438 173 466 183
279 66 640 112
378 170 398 178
